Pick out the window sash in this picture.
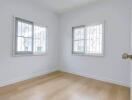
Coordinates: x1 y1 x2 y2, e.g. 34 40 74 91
33 25 47 54
15 17 34 55
72 26 85 54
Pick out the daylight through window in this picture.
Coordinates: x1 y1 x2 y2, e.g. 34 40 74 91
15 17 47 55
72 23 104 56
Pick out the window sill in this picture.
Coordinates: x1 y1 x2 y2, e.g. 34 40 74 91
12 53 48 57
72 53 104 57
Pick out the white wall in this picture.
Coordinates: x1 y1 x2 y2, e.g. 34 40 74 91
0 0 59 86
0 0 131 88
59 0 131 87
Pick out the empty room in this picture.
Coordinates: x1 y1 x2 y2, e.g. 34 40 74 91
0 0 131 100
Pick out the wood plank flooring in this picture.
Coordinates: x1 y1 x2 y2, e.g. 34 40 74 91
0 71 130 100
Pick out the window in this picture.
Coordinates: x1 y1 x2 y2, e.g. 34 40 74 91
14 17 47 55
72 23 104 56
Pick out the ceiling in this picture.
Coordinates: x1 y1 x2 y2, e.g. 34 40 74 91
31 0 103 13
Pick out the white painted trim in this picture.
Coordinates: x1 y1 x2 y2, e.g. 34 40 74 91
0 68 58 87
60 69 130 87
0 69 129 88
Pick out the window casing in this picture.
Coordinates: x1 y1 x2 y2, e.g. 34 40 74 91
14 17 47 56
72 23 104 56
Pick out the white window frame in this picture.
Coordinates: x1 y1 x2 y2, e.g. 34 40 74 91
13 17 48 56
72 22 105 56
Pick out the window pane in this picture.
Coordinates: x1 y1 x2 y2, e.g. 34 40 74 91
34 25 47 53
85 24 103 54
17 21 32 37
85 39 102 54
73 40 84 53
17 37 32 52
34 39 46 53
73 27 84 40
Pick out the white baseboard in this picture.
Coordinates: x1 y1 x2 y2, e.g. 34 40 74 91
0 68 129 88
60 69 130 87
0 68 58 87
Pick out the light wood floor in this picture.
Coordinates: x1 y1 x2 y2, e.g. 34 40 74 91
0 71 130 100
